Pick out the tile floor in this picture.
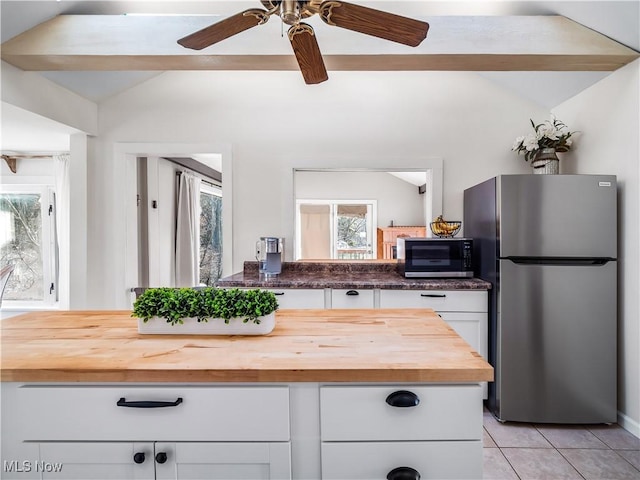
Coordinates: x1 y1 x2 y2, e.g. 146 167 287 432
483 409 640 479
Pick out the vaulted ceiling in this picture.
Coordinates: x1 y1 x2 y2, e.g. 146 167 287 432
2 1 638 104
1 1 638 153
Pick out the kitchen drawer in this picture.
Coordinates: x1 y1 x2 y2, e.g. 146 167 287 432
261 288 326 309
379 289 487 312
330 289 374 309
321 441 482 480
320 385 482 441
11 385 290 441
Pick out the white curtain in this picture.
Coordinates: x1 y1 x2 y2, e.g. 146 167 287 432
175 172 201 286
53 154 70 307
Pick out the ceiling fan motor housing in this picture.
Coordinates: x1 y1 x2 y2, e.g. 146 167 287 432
280 0 303 25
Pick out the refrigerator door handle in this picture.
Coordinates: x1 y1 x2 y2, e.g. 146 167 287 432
504 257 615 266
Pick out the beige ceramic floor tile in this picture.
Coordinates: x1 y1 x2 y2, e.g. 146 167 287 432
484 420 553 448
484 428 498 448
502 448 583 479
483 448 519 480
617 450 640 471
560 448 640 479
589 425 640 450
535 424 609 449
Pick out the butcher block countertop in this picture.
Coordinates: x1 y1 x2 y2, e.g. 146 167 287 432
0 309 493 384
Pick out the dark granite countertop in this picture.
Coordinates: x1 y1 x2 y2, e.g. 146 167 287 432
216 262 491 291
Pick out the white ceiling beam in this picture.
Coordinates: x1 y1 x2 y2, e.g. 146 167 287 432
1 14 638 72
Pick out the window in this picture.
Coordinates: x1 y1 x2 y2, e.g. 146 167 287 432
199 183 222 285
0 185 57 305
296 200 377 260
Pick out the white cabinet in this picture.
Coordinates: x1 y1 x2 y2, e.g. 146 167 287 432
33 442 291 480
378 289 487 312
320 385 481 441
13 386 290 441
379 289 489 398
319 385 483 480
35 442 154 479
2 385 292 480
330 289 375 309
2 382 483 480
254 288 326 309
322 441 482 480
155 442 291 480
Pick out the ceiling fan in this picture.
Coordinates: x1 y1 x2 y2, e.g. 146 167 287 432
177 1 429 85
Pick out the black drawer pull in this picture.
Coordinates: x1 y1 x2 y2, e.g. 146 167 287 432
420 293 446 298
117 397 183 408
133 452 145 464
385 390 420 408
155 452 168 464
387 466 421 480
346 290 359 296
273 292 285 296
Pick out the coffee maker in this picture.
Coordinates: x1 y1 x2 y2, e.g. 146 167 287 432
256 237 284 277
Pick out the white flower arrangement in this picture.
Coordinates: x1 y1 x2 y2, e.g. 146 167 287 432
512 116 576 162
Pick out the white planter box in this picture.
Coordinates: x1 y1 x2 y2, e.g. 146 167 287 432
137 312 276 335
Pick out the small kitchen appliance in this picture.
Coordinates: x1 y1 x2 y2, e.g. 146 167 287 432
464 174 617 424
397 238 473 278
256 237 284 277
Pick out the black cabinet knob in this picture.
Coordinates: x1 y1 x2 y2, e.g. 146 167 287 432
346 290 360 296
387 466 421 480
155 452 168 464
385 390 420 407
133 452 145 464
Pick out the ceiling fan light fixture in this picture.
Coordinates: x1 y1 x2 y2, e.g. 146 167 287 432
280 0 302 25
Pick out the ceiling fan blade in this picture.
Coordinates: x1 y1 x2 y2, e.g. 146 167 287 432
178 9 271 50
319 1 429 47
288 23 328 85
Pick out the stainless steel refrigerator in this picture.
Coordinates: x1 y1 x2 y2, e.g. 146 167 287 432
464 175 617 424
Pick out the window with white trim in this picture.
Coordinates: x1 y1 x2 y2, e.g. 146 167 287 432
295 199 377 260
0 185 57 305
199 182 222 285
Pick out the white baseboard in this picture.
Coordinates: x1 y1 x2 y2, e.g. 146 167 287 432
618 411 640 439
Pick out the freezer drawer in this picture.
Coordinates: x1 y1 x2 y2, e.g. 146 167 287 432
497 259 617 423
498 175 617 258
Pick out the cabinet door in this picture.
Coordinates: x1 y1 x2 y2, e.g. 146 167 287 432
330 289 375 309
154 442 291 480
260 289 326 309
37 442 154 479
439 312 488 399
437 312 487 359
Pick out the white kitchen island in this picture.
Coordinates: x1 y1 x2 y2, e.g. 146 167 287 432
1 309 493 480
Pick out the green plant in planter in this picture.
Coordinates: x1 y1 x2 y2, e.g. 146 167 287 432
132 287 279 326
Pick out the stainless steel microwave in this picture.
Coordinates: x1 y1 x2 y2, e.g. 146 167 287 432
397 238 474 278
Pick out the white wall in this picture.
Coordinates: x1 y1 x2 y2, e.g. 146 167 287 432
91 70 546 306
554 60 640 436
